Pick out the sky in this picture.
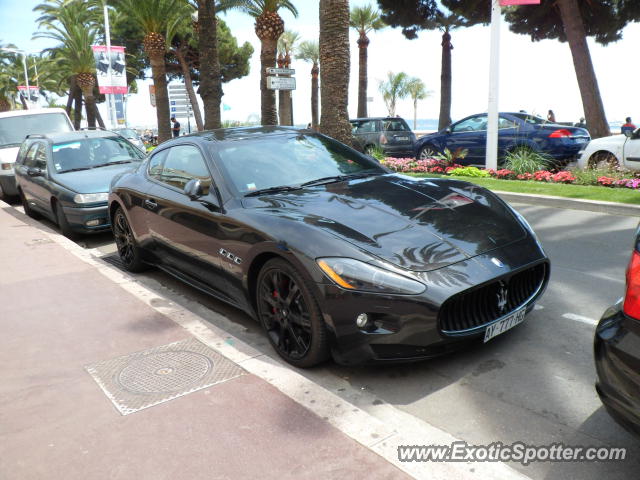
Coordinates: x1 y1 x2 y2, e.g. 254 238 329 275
1 0 639 129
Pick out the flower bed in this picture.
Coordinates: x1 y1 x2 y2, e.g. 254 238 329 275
381 157 640 190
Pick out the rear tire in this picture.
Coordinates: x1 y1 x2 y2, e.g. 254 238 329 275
53 201 78 240
418 145 438 160
113 207 147 272
256 258 329 368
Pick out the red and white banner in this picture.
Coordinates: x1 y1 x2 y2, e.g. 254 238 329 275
499 0 540 5
91 45 127 94
17 85 39 101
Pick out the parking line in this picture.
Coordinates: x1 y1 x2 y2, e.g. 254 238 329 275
562 313 598 326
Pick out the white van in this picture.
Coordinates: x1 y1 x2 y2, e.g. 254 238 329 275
0 108 74 199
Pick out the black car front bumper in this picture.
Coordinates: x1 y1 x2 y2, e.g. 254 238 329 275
594 301 640 437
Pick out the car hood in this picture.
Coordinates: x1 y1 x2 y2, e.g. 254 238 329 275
243 175 527 271
53 162 140 194
0 145 19 164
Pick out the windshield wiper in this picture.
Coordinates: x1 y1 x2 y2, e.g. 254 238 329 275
94 159 134 168
58 167 93 173
244 185 302 197
301 171 383 187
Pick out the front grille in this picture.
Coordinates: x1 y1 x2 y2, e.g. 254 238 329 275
439 263 547 334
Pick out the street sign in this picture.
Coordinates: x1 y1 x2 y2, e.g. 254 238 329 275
267 67 295 75
168 84 188 91
170 99 191 106
267 76 296 90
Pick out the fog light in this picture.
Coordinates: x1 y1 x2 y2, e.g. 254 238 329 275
356 313 369 328
85 219 101 227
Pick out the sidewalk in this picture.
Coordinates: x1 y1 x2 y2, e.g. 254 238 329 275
0 204 408 480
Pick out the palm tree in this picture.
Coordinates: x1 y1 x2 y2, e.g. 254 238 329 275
220 0 298 126
406 77 430 130
349 3 384 118
319 0 352 145
277 29 298 126
295 40 319 129
378 71 408 117
119 0 193 142
0 44 20 111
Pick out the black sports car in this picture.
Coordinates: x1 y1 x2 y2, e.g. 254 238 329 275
595 225 640 437
108 127 550 367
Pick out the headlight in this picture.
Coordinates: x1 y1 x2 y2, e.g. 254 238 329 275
317 257 426 295
74 192 108 204
1 163 13 170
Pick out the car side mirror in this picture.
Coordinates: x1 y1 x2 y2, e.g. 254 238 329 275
184 178 204 200
27 167 43 177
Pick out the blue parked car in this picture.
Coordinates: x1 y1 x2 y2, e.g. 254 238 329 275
14 130 145 238
414 112 591 165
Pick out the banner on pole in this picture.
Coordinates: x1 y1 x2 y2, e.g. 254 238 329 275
92 45 127 94
499 0 540 5
17 86 39 102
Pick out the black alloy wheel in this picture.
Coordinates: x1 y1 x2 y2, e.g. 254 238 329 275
256 258 328 368
113 207 146 272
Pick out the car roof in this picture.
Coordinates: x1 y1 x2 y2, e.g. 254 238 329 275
176 126 305 143
28 130 122 143
0 108 69 119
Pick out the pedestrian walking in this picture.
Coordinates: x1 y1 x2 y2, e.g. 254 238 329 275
547 110 556 123
621 117 636 135
171 116 181 138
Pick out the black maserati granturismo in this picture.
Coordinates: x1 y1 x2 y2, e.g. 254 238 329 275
108 127 550 367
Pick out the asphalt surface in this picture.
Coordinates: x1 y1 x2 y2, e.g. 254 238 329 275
9 198 640 479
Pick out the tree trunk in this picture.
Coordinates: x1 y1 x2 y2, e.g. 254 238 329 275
150 53 171 143
94 103 105 129
82 89 97 128
198 0 222 130
260 38 278 125
73 85 82 130
66 76 75 117
319 0 352 145
175 46 204 131
438 29 452 130
557 0 609 139
278 88 287 125
414 98 418 130
311 63 319 129
357 33 369 118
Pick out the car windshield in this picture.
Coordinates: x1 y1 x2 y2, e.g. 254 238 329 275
116 128 139 139
0 113 72 147
510 113 549 125
215 134 385 194
382 119 410 132
52 136 145 173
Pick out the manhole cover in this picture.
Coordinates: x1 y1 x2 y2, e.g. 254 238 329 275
118 351 212 394
86 338 244 415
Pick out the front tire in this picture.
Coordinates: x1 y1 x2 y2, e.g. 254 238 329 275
19 188 39 219
256 258 329 368
53 201 77 240
113 207 147 272
588 151 619 170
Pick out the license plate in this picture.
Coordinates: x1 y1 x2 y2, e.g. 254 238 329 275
484 308 526 342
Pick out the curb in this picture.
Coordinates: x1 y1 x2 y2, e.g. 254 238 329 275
0 200 531 480
495 190 640 217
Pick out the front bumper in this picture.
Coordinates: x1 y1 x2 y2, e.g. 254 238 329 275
62 202 111 233
0 172 18 197
316 241 549 365
594 301 640 437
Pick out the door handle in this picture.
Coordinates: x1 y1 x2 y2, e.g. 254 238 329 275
144 198 158 210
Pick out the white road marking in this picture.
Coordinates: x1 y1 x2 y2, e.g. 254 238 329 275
562 313 598 326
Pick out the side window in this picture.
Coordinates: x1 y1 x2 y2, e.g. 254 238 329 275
16 142 31 165
158 145 212 194
452 115 487 133
33 143 48 170
498 117 518 129
147 148 168 181
355 120 377 133
23 143 40 168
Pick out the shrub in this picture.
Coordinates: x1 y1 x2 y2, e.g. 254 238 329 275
435 147 468 167
550 171 576 184
569 167 631 186
368 145 387 162
533 170 553 182
447 166 491 177
493 169 517 180
504 147 551 175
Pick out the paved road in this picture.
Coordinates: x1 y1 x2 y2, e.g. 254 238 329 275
11 199 640 479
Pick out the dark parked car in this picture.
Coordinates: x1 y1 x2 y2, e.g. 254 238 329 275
595 226 640 437
109 127 549 367
15 130 145 237
415 112 591 165
350 117 416 158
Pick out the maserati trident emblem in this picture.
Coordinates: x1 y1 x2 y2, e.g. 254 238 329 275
496 282 508 314
491 257 504 268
